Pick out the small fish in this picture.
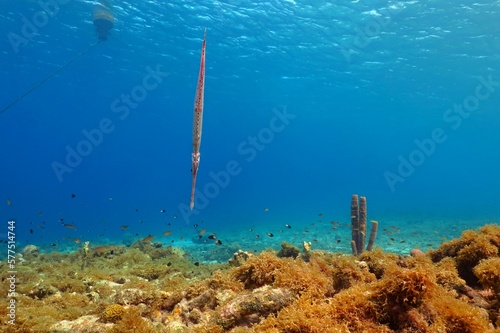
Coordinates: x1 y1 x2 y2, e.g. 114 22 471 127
194 262 200 266
193 224 198 229
50 243 57 247
336 239 341 243
264 208 269 212
267 233 274 237
197 235 203 239
7 199 12 206
160 209 166 213
167 261 172 266
173 215 177 219
215 239 222 245
74 238 81 244
121 225 129 231
59 218 64 222
285 224 291 229
207 234 216 240
163 231 173 236
143 235 155 242
199 229 206 236
256 235 260 239
318 213 323 216
62 223 76 229
30 229 33 234
71 194 76 198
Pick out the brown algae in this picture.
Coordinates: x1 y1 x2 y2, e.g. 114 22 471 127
0 224 500 332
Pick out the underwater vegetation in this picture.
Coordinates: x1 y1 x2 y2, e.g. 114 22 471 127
1 224 500 332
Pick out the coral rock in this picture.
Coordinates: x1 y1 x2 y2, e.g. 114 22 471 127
165 320 189 333
50 315 113 333
229 250 253 267
111 288 154 305
216 287 294 329
302 241 312 261
22 244 40 257
410 248 425 257
277 242 300 259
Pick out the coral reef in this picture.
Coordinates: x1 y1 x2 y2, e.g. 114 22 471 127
1 224 500 333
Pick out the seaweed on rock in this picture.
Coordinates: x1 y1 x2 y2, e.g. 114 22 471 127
3 224 500 333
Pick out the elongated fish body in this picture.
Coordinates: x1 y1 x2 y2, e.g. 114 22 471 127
190 29 206 210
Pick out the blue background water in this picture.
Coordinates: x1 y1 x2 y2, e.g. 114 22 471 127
1 0 499 257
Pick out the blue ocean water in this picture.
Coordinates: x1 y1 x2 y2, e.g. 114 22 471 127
1 0 499 259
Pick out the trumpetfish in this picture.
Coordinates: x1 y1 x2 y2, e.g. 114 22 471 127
190 29 206 210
